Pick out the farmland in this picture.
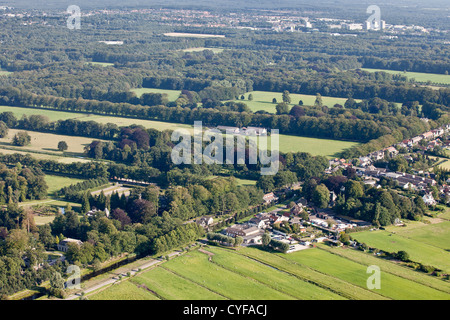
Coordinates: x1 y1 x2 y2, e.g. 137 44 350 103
0 105 358 156
180 47 224 54
163 32 226 38
88 280 160 300
130 88 182 101
361 68 450 86
351 223 450 273
0 105 90 121
231 91 360 113
244 134 360 158
87 244 450 300
45 174 85 197
283 248 449 300
0 128 105 163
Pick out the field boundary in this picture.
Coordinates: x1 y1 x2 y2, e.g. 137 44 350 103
231 247 388 300
159 265 231 300
206 248 301 300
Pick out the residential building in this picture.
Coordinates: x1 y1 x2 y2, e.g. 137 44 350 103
263 192 279 204
57 238 82 252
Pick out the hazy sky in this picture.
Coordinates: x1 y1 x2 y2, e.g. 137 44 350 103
2 0 449 10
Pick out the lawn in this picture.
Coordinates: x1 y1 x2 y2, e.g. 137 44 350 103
88 281 160 300
234 178 257 186
162 250 294 300
437 158 450 170
351 229 450 273
361 68 450 85
131 266 226 300
284 248 449 300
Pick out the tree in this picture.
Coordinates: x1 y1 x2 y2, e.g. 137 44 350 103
12 131 31 146
312 184 330 209
345 181 364 199
262 233 271 247
314 93 323 107
256 175 275 192
395 250 410 262
289 105 306 118
0 121 8 138
81 192 91 214
276 102 289 115
49 272 65 298
57 141 68 152
282 90 291 104
234 236 243 247
339 232 351 245
248 94 253 101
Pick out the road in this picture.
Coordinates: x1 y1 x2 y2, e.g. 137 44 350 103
64 250 183 300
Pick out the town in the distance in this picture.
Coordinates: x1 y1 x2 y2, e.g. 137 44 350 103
0 0 449 302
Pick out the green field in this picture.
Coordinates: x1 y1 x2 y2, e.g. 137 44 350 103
86 62 115 67
131 88 182 101
0 105 90 121
131 266 226 300
320 245 450 294
79 115 193 132
383 221 450 251
88 245 450 300
0 70 12 76
283 248 449 300
231 91 361 113
181 47 224 54
361 68 450 85
207 247 345 300
88 281 160 300
162 250 293 300
352 226 450 273
45 174 85 197
245 134 359 158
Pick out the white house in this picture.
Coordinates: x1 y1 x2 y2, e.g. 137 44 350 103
422 193 437 206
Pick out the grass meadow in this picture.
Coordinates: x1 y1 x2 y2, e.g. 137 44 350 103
88 244 450 300
361 68 450 85
131 266 226 300
351 226 450 273
283 248 449 300
88 281 160 300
